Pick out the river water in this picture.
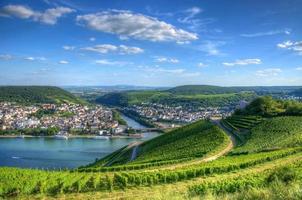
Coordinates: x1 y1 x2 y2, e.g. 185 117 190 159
0 114 160 169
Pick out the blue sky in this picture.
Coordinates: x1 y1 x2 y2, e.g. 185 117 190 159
0 0 302 86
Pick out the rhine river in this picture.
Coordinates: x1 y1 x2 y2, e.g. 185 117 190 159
0 114 160 169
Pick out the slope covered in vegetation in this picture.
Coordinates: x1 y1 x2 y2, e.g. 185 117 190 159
0 86 86 104
88 120 230 167
96 89 256 107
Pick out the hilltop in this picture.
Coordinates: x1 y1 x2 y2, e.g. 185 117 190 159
0 86 86 104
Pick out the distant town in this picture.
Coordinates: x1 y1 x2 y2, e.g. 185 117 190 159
0 102 128 137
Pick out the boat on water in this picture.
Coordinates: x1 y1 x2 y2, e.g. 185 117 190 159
17 134 25 138
94 135 110 140
54 131 69 140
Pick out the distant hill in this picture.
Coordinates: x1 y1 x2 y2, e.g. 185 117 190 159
168 85 301 95
167 85 241 95
0 86 86 104
291 88 302 96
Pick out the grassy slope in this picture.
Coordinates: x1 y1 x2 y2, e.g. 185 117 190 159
0 86 86 104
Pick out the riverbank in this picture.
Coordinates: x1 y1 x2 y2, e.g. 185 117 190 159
0 134 143 139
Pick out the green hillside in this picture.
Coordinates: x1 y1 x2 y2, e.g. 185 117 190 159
88 120 230 167
232 116 302 154
167 85 241 95
0 86 86 104
96 89 256 107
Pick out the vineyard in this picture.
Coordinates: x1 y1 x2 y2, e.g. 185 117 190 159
232 116 302 154
222 115 263 131
1 99 302 199
86 120 230 168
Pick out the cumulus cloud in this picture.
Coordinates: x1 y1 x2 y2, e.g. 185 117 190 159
277 40 302 55
0 4 74 25
82 44 144 54
155 57 179 63
95 59 130 66
59 60 69 64
0 54 13 60
63 45 75 51
76 10 198 43
223 58 262 66
256 68 282 77
240 29 291 37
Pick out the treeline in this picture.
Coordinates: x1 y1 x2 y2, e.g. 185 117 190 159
112 110 127 126
0 86 85 104
0 127 59 136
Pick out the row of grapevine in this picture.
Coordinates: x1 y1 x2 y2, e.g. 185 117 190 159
1 148 300 197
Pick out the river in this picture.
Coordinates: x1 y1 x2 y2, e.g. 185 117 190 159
0 114 160 169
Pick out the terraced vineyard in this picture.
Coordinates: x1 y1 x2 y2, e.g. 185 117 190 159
232 116 302 154
222 115 263 131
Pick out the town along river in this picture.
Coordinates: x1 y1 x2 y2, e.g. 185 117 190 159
0 114 160 169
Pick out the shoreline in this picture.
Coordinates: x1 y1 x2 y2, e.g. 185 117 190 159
0 134 143 139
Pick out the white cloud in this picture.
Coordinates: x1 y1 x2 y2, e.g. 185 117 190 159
240 29 291 37
95 59 129 66
296 67 302 71
198 41 225 56
0 54 12 60
63 45 75 50
178 7 202 24
223 58 262 66
144 67 185 74
277 40 302 55
59 60 69 64
255 68 282 77
89 37 96 41
155 57 179 63
0 4 74 25
82 44 144 54
24 56 46 61
76 10 198 43
198 62 207 67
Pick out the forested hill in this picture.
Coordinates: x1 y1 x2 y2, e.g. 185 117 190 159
168 85 301 95
291 88 302 96
0 86 86 104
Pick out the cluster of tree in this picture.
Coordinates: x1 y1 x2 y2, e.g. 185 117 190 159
236 96 302 117
0 127 59 136
112 110 127 125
